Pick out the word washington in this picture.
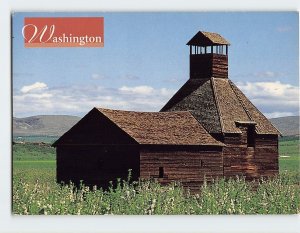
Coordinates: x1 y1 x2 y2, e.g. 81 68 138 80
22 24 103 46
52 34 102 46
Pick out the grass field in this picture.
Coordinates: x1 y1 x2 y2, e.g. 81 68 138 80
279 138 300 172
12 137 300 215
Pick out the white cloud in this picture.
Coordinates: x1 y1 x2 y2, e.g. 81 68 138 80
14 93 53 101
237 81 298 99
264 112 295 119
15 80 298 119
20 82 48 93
237 81 299 117
119 85 154 95
13 83 176 117
160 88 176 97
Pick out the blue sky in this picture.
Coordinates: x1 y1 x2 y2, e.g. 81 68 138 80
13 12 299 118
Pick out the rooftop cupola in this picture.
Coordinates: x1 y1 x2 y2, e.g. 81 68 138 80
187 31 230 79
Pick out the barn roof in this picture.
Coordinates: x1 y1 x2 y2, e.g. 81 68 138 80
161 77 280 135
187 31 230 46
97 108 223 146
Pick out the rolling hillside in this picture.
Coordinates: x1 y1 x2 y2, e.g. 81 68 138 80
270 116 299 137
13 115 81 136
13 115 299 137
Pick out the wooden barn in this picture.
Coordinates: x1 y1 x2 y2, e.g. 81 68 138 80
53 31 280 191
53 108 224 191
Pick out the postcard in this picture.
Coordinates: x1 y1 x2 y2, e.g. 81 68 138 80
0 9 291 233
11 12 299 217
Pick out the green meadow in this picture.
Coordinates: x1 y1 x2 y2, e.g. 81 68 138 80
279 137 300 172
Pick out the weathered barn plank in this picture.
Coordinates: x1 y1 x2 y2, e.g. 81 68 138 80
140 149 223 191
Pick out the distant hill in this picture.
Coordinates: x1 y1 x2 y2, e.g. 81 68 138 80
13 114 299 137
269 116 299 137
13 115 81 136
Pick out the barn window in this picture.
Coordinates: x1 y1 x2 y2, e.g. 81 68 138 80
159 167 164 178
247 125 255 147
200 160 204 167
235 121 256 148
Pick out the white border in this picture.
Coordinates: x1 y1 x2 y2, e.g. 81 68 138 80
1 1 300 233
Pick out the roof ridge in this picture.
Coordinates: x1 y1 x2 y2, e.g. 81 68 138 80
97 107 194 115
228 81 282 136
95 108 140 144
228 80 253 122
211 77 225 133
187 31 230 46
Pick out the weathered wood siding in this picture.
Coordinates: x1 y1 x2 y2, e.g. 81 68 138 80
140 146 223 192
190 54 228 79
254 135 279 177
57 145 140 189
223 129 278 179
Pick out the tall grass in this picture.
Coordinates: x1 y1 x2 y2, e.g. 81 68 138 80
13 171 300 215
12 141 300 215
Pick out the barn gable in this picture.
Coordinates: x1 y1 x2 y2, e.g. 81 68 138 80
187 31 230 46
53 108 138 146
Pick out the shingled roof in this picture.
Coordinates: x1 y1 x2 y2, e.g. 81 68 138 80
97 108 223 146
161 77 280 135
187 31 230 46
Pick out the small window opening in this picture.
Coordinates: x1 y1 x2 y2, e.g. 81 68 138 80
159 167 164 178
200 160 204 168
247 125 255 147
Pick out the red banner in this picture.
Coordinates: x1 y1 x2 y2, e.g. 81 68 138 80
23 17 104 48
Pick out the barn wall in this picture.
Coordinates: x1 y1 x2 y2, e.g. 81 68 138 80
140 146 223 192
190 54 228 79
254 135 279 177
223 130 278 179
57 145 140 189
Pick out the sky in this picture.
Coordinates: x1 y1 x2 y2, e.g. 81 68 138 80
12 12 299 118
